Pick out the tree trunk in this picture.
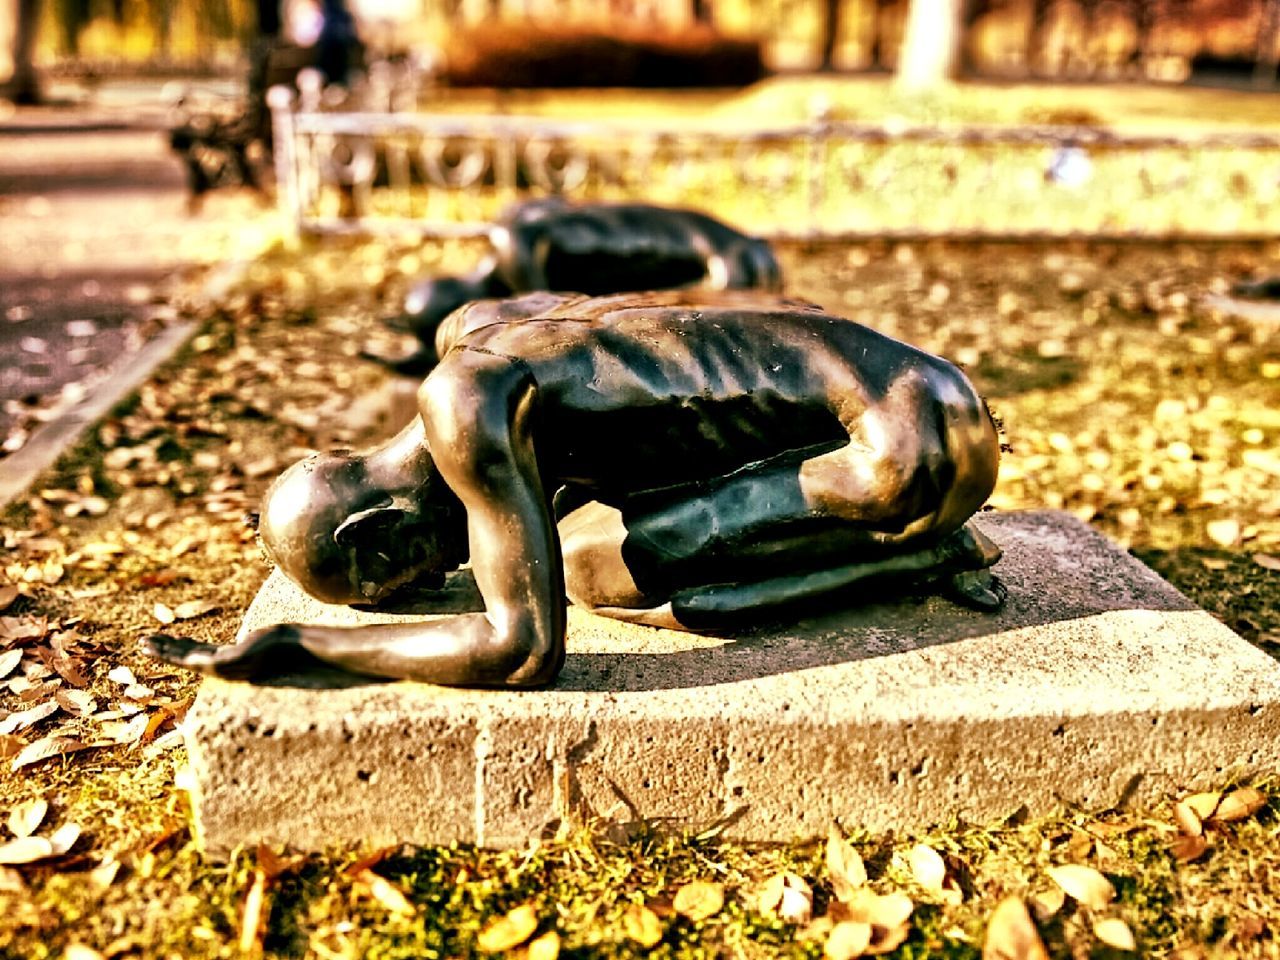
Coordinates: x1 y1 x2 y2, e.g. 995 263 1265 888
1256 0 1280 87
819 0 840 70
896 0 965 89
3 0 41 104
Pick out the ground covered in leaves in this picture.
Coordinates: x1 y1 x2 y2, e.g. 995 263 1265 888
0 236 1277 958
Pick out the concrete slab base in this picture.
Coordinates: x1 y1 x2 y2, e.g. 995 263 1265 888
181 510 1280 856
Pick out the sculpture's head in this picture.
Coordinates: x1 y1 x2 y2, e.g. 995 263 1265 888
259 447 467 606
400 273 497 344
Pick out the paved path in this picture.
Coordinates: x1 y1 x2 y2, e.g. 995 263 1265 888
0 79 274 462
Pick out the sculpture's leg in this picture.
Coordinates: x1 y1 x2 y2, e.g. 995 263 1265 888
561 484 1004 632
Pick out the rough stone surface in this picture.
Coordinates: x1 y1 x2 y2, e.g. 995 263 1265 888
182 510 1280 856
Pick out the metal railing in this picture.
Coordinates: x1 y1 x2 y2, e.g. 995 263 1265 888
268 82 1280 241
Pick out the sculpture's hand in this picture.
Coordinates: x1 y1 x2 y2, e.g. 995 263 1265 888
142 624 301 680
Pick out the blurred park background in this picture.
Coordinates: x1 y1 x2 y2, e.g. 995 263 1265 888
3 2 1280 956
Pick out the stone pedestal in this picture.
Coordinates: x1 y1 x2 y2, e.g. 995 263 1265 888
180 511 1280 856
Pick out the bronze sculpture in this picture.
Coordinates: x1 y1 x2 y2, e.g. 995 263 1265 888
146 291 1004 688
372 199 783 375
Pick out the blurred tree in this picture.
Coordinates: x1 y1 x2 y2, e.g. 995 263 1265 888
53 0 90 54
897 0 963 87
818 0 839 69
2 0 41 102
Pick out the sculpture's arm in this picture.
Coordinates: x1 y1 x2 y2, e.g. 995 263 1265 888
145 353 568 688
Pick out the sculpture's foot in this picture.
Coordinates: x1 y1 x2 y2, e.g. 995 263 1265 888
359 345 435 378
142 624 302 680
933 521 1006 612
943 568 1007 612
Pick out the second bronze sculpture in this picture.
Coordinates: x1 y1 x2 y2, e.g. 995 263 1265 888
373 199 784 376
147 289 1005 688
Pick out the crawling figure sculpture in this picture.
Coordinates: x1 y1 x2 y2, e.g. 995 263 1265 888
147 291 1004 688
372 199 782 376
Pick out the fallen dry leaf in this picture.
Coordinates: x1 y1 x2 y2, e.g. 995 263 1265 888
908 843 947 891
90 856 121 890
622 903 664 947
1093 916 1136 950
152 603 175 626
825 920 872 960
102 714 149 746
1174 799 1205 837
1211 787 1267 822
527 930 560 960
673 880 725 921
0 649 21 679
0 585 18 611
56 689 97 717
239 868 267 953
758 872 813 924
0 835 54 864
477 903 538 952
6 798 48 838
1180 792 1222 823
106 665 137 686
1028 885 1066 921
62 945 105 960
1046 864 1115 910
0 700 59 735
0 735 23 759
174 599 217 620
1254 553 1280 572
1170 834 1209 863
983 896 1049 960
49 822 81 855
1206 518 1240 547
827 826 867 902
11 735 102 771
356 868 415 917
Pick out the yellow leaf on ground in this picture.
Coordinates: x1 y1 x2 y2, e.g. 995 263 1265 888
1211 787 1267 823
983 896 1049 960
622 903 664 947
527 930 560 960
356 869 415 917
152 603 176 625
7 798 48 838
1180 792 1222 822
1046 864 1115 910
0 649 21 680
239 868 267 954
478 903 539 952
757 872 813 923
908 843 947 892
49 822 80 855
11 736 102 771
1093 917 1136 950
1206 519 1240 547
825 920 872 960
1170 834 1208 863
0 835 54 864
106 666 136 687
1173 799 1203 837
174 599 217 620
826 826 867 902
674 880 725 921
62 945 105 960
1028 885 1065 921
